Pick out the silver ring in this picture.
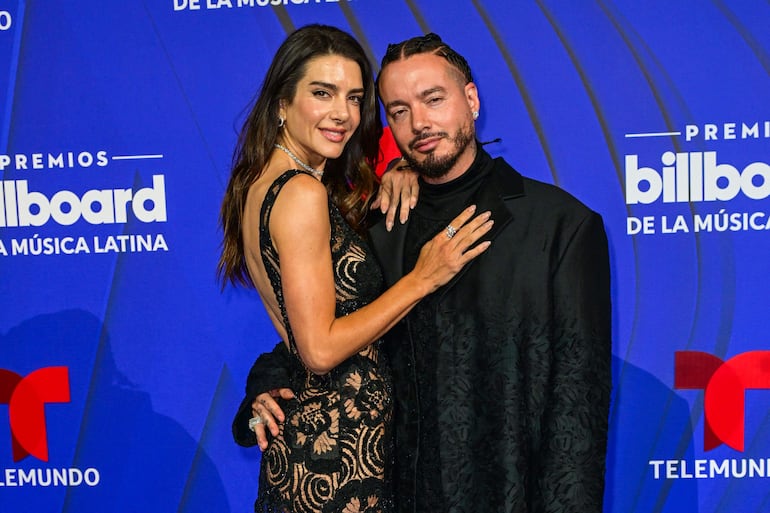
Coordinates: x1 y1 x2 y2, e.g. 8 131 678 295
248 415 263 432
445 224 457 239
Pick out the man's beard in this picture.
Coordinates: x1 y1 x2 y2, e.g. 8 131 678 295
402 124 474 180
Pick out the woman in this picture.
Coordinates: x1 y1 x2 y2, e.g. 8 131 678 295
218 25 492 512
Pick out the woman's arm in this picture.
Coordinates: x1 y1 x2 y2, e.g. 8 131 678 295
371 157 419 231
266 173 491 374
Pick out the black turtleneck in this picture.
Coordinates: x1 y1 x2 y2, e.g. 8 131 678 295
402 145 493 511
403 146 493 271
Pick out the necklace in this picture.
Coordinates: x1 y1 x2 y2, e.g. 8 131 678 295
274 144 323 179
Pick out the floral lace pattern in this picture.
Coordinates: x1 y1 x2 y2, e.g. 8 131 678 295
255 170 393 513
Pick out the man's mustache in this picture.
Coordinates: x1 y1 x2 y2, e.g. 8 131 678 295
408 131 448 150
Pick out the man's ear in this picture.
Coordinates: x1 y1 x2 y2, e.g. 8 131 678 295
465 82 480 115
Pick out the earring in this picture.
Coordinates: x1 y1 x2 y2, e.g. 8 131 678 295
472 111 479 120
278 116 285 128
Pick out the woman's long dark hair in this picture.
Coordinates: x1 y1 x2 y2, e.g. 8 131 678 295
218 24 382 288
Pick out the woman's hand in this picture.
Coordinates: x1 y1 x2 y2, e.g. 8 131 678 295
410 205 493 293
250 388 293 450
371 158 419 231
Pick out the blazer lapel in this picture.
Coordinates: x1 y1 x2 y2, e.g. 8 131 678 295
437 157 523 298
369 218 409 289
369 156 525 295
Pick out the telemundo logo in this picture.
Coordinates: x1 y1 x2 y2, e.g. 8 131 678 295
0 366 101 487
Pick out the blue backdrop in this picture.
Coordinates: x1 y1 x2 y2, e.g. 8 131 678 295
2 1 769 511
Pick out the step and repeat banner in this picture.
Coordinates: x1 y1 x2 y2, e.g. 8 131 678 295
2 1 769 511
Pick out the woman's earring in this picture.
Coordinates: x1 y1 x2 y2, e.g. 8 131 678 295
278 116 285 128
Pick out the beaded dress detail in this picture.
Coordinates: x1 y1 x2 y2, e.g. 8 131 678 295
254 170 393 513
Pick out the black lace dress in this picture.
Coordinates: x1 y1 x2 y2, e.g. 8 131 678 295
254 170 393 513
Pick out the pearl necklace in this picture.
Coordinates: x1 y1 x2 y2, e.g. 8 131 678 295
274 144 323 179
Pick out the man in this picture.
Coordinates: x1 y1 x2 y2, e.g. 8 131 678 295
238 33 611 512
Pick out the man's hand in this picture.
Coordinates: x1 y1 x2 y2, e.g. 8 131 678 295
371 158 419 231
251 388 293 450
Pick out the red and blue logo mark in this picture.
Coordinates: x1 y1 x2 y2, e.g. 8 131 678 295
0 367 70 462
675 351 770 452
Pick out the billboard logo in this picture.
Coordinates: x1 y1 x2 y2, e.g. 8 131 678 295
626 152 770 204
675 351 770 452
0 367 70 462
0 11 11 31
0 175 167 227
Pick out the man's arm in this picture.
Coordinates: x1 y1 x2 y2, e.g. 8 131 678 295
538 211 612 512
232 341 293 448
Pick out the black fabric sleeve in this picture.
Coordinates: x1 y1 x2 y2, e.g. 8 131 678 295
537 211 612 512
232 341 293 447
